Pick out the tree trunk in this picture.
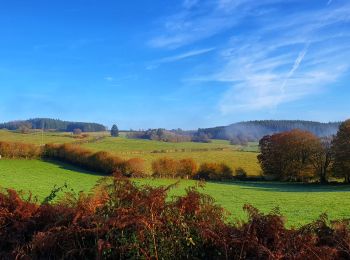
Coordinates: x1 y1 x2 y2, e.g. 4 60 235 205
344 175 350 184
320 168 327 184
320 175 327 184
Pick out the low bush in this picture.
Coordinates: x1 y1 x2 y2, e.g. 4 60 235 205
235 167 247 180
0 177 349 259
195 162 233 180
178 158 198 179
152 157 198 179
152 157 179 178
123 158 146 177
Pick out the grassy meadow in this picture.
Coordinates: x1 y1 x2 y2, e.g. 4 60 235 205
0 130 261 175
83 136 261 175
0 130 108 145
1 159 350 227
1 130 349 227
0 159 102 201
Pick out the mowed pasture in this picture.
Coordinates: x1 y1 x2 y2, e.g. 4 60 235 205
0 130 108 145
0 159 102 201
1 159 350 227
83 136 261 175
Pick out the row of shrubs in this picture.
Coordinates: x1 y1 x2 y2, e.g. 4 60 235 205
0 142 144 177
0 141 246 180
152 157 247 180
0 141 41 159
43 144 144 177
1 176 349 259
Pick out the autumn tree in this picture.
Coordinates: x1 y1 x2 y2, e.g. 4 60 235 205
332 119 350 183
111 124 119 137
177 158 198 179
152 157 179 178
309 137 333 184
258 129 320 182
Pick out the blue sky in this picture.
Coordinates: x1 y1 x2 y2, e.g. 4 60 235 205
0 0 349 129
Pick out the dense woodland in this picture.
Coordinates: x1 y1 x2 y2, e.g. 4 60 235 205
127 128 193 142
198 120 340 143
0 118 106 132
125 120 340 144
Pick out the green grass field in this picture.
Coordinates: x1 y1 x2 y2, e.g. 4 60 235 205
0 159 102 201
0 130 78 145
0 130 108 145
0 131 260 175
1 159 349 227
83 137 261 175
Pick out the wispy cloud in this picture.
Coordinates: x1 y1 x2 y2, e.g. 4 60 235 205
158 0 350 114
148 1 246 49
147 47 215 69
280 44 309 94
182 0 199 9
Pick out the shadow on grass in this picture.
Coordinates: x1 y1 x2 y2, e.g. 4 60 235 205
42 159 106 177
208 180 350 193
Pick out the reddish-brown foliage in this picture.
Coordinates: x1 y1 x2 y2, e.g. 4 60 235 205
178 158 198 179
258 129 321 182
43 144 143 176
123 158 146 177
151 157 179 178
195 162 233 180
0 177 349 259
151 157 199 179
0 141 42 159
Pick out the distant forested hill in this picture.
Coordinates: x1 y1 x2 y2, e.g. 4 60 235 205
0 118 106 132
198 120 341 142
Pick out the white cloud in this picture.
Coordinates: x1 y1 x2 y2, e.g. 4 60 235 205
148 1 244 49
158 47 214 63
104 76 114 81
146 47 215 70
149 0 350 115
178 1 350 114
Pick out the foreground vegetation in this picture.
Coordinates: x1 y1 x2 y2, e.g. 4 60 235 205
1 176 349 259
1 160 349 227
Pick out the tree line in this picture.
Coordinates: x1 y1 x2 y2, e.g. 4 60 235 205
126 128 193 142
258 119 350 183
0 118 106 132
199 120 340 143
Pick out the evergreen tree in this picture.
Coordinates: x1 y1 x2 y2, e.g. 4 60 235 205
111 124 119 137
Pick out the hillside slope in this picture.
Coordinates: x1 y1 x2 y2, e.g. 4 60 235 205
198 120 340 141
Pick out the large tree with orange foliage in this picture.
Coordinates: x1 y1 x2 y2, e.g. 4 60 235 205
258 129 320 182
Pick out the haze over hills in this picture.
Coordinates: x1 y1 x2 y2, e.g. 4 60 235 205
0 118 342 143
198 120 341 142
